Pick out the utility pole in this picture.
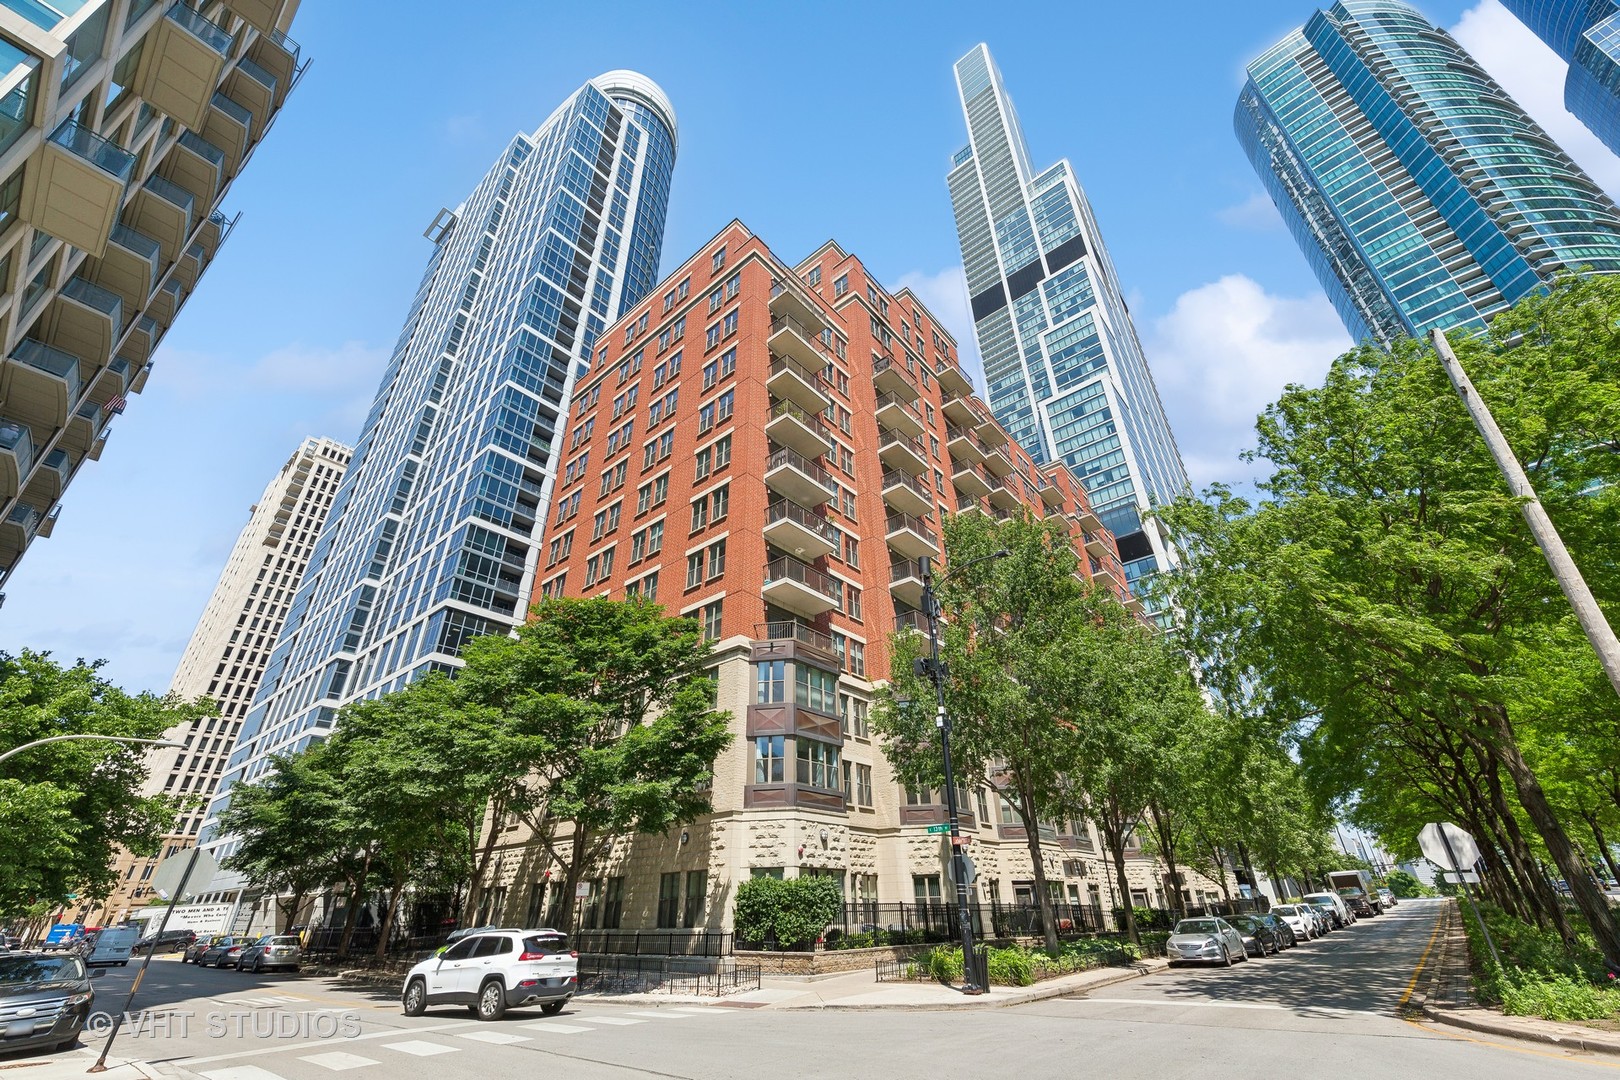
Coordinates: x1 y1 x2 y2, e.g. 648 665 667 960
1432 329 1620 702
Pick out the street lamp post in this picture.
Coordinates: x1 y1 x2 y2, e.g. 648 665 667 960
0 734 184 766
916 548 1008 996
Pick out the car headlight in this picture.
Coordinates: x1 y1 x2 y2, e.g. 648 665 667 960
65 991 93 1008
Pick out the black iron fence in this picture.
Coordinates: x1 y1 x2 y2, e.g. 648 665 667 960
742 901 1111 952
577 953 760 996
574 929 733 957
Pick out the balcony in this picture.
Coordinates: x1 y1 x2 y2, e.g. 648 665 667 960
2 341 81 431
148 278 186 326
880 467 933 519
762 556 840 618
25 120 137 257
44 277 122 370
89 225 162 312
0 422 32 500
122 316 161 365
130 361 153 394
27 448 70 503
885 512 939 561
1084 532 1111 559
768 314 828 374
935 356 973 397
1 503 41 550
893 608 929 635
93 356 132 399
765 397 833 459
37 503 59 538
1037 477 1064 508
769 277 827 334
161 129 227 207
754 619 840 668
945 423 985 464
126 174 195 265
1124 594 1146 616
982 446 1014 477
1089 559 1122 592
889 557 926 608
197 210 233 260
203 93 252 174
248 28 300 108
877 429 927 477
874 390 924 439
62 399 110 458
955 496 990 520
767 352 830 414
225 58 278 140
872 354 919 403
227 0 289 34
975 413 1008 446
952 460 992 499
172 242 203 291
941 393 978 428
985 473 1019 510
136 3 232 129
1075 508 1103 533
765 446 836 507
764 498 839 561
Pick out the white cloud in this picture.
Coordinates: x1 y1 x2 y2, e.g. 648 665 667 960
892 266 984 392
1145 275 1352 488
1453 0 1620 199
1217 191 1284 231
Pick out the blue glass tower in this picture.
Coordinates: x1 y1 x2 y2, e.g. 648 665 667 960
1237 0 1620 345
1500 0 1620 158
947 45 1189 604
201 72 677 857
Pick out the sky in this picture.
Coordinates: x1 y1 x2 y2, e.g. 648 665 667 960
2 0 1616 696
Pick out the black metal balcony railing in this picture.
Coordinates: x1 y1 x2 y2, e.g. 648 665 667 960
765 446 836 493
766 498 839 544
871 354 917 391
893 609 929 634
764 556 837 598
769 313 831 358
881 467 930 501
890 557 924 583
768 351 828 390
769 397 829 434
878 429 925 458
886 512 938 547
945 422 982 449
756 620 836 655
874 390 921 423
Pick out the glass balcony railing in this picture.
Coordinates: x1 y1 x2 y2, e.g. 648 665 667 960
0 421 32 472
184 242 205 264
766 498 839 545
159 278 184 302
165 1 232 54
109 224 162 274
11 339 82 399
757 619 836 655
74 399 107 430
7 503 39 534
49 119 136 183
41 447 69 480
210 92 252 127
60 276 123 326
268 28 301 58
764 556 838 599
235 57 277 93
177 129 226 167
143 173 195 216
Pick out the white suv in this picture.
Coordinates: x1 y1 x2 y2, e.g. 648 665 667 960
402 929 577 1021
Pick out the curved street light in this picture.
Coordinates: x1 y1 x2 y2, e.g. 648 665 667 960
0 734 185 766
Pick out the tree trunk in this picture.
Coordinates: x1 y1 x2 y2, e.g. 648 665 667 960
1107 834 1138 944
1148 802 1185 919
1016 782 1060 955
554 826 591 935
1584 810 1620 887
1481 757 1570 936
280 889 305 934
1485 704 1620 966
461 795 507 927
374 868 407 961
337 850 372 960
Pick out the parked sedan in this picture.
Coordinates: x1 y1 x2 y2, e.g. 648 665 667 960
0 952 102 1056
1257 911 1298 948
184 936 230 964
1227 914 1283 957
1270 904 1318 941
1164 918 1248 967
236 936 301 973
198 938 247 968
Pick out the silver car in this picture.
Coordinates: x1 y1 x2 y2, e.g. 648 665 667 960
1165 917 1248 966
236 935 301 973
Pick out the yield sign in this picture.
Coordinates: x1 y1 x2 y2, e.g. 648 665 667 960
1418 822 1481 873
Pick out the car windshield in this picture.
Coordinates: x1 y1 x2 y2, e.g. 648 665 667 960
1173 920 1219 935
1336 888 1361 896
0 955 84 983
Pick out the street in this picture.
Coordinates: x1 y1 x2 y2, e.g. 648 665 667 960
14 899 1615 1079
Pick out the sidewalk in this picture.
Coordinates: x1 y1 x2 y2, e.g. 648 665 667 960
1416 899 1620 1055
733 957 1168 1011
0 1047 170 1079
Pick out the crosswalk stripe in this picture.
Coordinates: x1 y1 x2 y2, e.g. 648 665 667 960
520 1022 593 1034
664 1008 724 1016
569 1015 645 1026
380 1039 460 1056
299 1051 379 1071
455 1030 530 1045
624 1010 690 1019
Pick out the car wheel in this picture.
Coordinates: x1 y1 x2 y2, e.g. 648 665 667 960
402 978 427 1017
253 957 263 973
540 1001 565 1016
477 980 506 1022
1221 945 1232 967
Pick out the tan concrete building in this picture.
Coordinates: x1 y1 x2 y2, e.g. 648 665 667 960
0 0 306 586
96 435 348 926
477 223 1222 941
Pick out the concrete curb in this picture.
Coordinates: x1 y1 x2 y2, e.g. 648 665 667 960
778 958 1168 1011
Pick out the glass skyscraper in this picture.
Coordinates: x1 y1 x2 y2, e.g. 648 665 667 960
947 44 1189 601
201 72 677 861
1501 0 1620 158
1237 0 1620 345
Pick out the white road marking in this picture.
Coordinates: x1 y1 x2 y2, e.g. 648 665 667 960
1075 997 1382 1017
380 1039 460 1056
201 1067 292 1080
520 1021 594 1034
182 1020 479 1067
455 1030 530 1044
569 1015 645 1026
624 1010 691 1019
665 1008 724 1016
299 1051 379 1071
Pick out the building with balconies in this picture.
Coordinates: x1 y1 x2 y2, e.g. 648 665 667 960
485 221 1215 937
93 436 349 928
1500 1 1620 162
0 0 306 584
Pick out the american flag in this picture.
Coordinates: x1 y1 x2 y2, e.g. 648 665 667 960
103 396 126 415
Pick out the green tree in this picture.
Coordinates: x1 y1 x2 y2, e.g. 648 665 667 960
456 597 731 931
0 651 209 918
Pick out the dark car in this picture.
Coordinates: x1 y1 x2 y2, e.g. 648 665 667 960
1335 888 1376 918
132 928 196 955
1257 911 1298 948
0 952 102 1057
1227 914 1283 957
184 935 229 964
198 937 247 967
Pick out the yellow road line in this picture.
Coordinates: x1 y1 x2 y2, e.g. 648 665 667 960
1397 906 1447 1010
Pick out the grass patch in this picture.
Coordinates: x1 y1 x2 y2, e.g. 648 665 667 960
1461 904 1620 1024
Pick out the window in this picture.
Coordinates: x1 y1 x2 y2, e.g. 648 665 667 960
722 309 739 337
717 389 734 422
710 484 728 523
702 601 723 641
707 288 723 314
702 359 718 391
755 659 786 703
695 445 712 481
663 289 676 312
626 570 658 601
686 552 703 589
833 274 849 298
657 872 681 928
719 346 736 378
913 875 942 905
753 734 784 783
726 272 740 299
807 267 821 287
683 870 707 928
706 539 726 580
678 277 690 301
850 697 868 737
855 764 873 808
712 246 726 272
844 535 859 568
698 402 716 433
714 435 731 468
690 495 708 532
843 585 862 621
704 323 721 350
795 664 837 714
796 739 840 791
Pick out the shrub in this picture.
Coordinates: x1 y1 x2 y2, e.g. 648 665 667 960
1500 972 1620 1023
986 947 1036 986
925 946 964 982
732 875 844 950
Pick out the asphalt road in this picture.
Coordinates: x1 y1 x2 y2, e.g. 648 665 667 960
12 898 1617 1079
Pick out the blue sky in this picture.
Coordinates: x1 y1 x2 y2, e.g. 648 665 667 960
3 0 1615 695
